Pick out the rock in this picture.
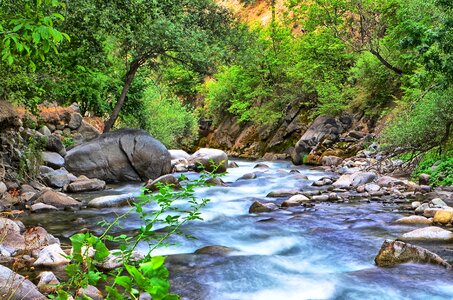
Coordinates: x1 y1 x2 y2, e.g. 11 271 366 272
281 195 310 207
46 135 66 157
333 172 376 189
67 177 106 193
376 176 406 188
321 155 343 166
375 240 451 269
237 173 257 180
423 207 453 218
96 250 143 270
249 201 278 213
266 190 300 197
169 149 190 160
415 203 429 215
395 215 432 225
88 193 135 208
37 271 60 294
68 112 83 130
433 210 453 225
228 161 239 168
400 226 453 241
139 293 152 300
32 190 82 209
0 218 25 256
77 285 104 300
365 183 380 193
419 173 431 186
77 120 101 142
0 182 6 194
312 178 332 186
188 148 228 173
411 201 421 209
194 245 233 256
24 226 59 251
292 115 348 165
39 126 52 136
39 165 54 176
43 151 65 169
0 265 46 299
65 128 171 182
42 169 70 188
254 163 269 169
34 244 70 267
348 130 366 139
205 177 227 186
311 194 330 201
173 163 188 173
31 203 58 212
430 198 448 208
144 174 181 192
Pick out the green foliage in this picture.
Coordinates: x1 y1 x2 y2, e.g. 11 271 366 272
121 84 199 149
19 136 46 181
412 149 453 186
56 171 221 299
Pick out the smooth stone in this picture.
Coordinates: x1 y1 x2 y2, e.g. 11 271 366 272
254 163 269 169
45 135 66 157
266 190 300 197
430 198 448 208
24 226 59 251
205 177 227 186
433 210 453 225
34 244 70 267
0 182 6 194
42 169 70 188
0 265 46 299
88 193 135 208
67 177 106 193
228 161 239 168
43 151 65 169
249 201 278 213
37 271 60 294
395 215 432 225
411 201 421 209
169 149 190 160
96 250 143 270
76 285 104 300
188 148 228 173
194 245 234 256
423 207 453 218
144 174 181 192
400 226 453 241
31 203 58 212
281 195 310 207
32 190 82 209
68 112 83 130
237 173 257 181
365 183 380 193
375 239 451 269
311 194 330 201
321 155 343 166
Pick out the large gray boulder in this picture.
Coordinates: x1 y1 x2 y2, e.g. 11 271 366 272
292 115 350 165
0 265 46 299
65 129 171 182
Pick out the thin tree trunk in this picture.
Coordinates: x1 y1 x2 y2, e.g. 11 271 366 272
104 59 141 133
369 49 403 75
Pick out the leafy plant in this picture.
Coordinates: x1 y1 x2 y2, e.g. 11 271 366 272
55 170 223 299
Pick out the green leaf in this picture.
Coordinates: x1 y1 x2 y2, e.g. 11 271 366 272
114 276 132 290
32 32 41 44
93 240 110 261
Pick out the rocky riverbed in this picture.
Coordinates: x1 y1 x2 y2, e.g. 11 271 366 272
1 157 452 299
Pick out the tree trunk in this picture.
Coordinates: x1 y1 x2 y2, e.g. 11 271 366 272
103 59 141 133
369 49 403 75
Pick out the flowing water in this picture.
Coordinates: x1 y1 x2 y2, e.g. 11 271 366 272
21 160 453 300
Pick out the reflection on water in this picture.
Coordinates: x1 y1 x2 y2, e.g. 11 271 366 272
19 160 453 300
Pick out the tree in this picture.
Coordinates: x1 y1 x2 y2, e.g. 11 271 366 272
97 0 232 132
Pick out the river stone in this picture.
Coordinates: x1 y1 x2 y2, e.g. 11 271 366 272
228 161 239 168
0 182 7 194
77 285 104 300
0 265 46 300
169 149 190 160
24 226 59 251
423 207 453 218
395 215 432 225
144 174 181 192
37 271 60 294
411 201 421 209
39 126 52 136
419 173 431 186
237 173 257 181
43 151 65 169
32 190 82 209
321 155 343 166
0 223 25 256
88 193 135 208
376 176 406 188
430 198 448 208
281 195 310 207
433 210 453 225
77 120 100 142
365 183 380 193
400 226 453 241
266 190 300 197
188 148 228 173
415 203 429 215
31 203 58 212
205 177 227 186
194 245 234 256
34 244 70 267
65 128 171 182
249 201 278 213
42 169 71 188
96 250 144 270
375 239 451 269
67 176 106 193
254 163 269 169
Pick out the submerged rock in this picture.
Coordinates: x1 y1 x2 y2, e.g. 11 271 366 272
266 190 301 197
65 128 171 182
375 239 451 269
144 174 181 192
237 173 257 181
194 245 234 256
249 201 278 213
88 193 135 208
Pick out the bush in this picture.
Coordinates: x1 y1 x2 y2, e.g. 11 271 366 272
412 149 453 186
